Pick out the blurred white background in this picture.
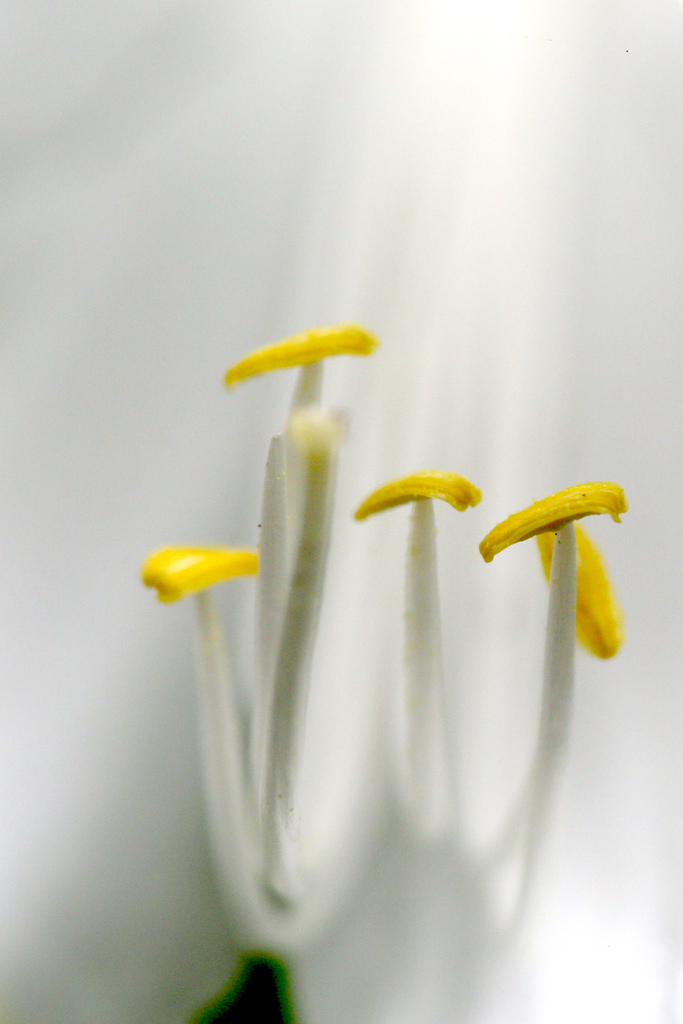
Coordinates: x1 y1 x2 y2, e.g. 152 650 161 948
1 1 683 1021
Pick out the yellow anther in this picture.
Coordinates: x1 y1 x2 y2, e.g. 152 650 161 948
225 323 379 387
142 547 258 603
537 526 625 658
479 482 627 563
354 471 482 520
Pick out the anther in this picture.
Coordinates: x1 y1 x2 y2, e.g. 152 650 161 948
478 482 627 563
225 323 379 388
141 547 258 602
354 470 481 520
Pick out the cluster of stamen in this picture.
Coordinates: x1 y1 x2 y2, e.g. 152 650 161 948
141 323 628 943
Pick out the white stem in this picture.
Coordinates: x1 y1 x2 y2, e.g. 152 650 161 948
259 410 340 905
291 362 323 410
403 499 452 839
515 522 577 916
193 590 256 901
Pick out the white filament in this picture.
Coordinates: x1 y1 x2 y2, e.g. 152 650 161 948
193 590 257 917
526 521 577 870
496 521 577 926
290 362 323 410
402 498 452 839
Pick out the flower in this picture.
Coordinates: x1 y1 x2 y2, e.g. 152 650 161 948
2 2 683 1022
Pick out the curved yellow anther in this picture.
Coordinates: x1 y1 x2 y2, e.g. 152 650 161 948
142 547 258 603
537 526 624 658
354 471 482 520
479 482 627 563
225 323 379 387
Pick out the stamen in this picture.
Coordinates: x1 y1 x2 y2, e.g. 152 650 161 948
224 323 379 388
355 470 481 839
141 547 258 602
480 487 626 925
537 526 625 659
143 556 261 918
354 470 482 520
478 482 627 563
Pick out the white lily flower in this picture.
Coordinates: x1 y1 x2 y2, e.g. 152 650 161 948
1 2 683 1023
